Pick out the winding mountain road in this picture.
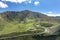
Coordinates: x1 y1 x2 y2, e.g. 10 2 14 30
44 24 60 34
0 24 60 39
0 32 44 39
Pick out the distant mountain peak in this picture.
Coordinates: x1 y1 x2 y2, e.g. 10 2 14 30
0 10 57 23
23 10 31 11
21 10 32 12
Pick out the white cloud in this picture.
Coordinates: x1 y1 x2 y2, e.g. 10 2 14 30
47 11 53 14
0 1 8 8
42 11 60 16
2 0 32 3
28 0 31 3
34 1 40 5
46 14 60 16
46 13 60 16
0 0 32 8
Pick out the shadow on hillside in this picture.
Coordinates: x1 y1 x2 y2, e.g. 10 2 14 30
1 35 60 40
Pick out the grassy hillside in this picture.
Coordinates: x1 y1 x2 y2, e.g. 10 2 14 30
50 16 60 23
0 10 59 40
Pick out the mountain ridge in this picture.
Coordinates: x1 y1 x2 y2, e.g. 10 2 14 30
0 10 59 39
0 10 56 23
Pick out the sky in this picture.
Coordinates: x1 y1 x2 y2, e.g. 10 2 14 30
0 0 60 16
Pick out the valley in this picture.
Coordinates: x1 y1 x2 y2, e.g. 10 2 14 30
0 10 60 40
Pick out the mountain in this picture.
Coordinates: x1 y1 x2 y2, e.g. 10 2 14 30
0 10 56 23
50 16 60 23
0 10 59 37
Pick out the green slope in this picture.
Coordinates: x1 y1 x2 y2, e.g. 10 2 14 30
0 10 58 36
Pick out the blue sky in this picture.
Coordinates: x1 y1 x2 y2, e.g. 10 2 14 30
0 0 60 16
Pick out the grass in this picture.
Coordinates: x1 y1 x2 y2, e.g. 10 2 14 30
0 18 58 35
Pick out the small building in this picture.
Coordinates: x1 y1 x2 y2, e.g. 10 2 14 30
26 28 36 31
